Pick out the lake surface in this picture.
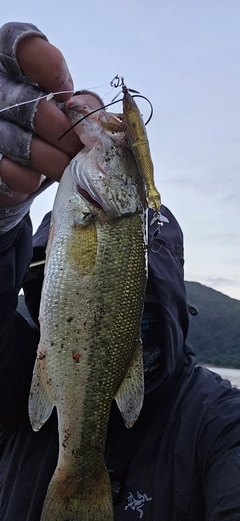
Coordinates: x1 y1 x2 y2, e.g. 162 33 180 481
205 366 240 389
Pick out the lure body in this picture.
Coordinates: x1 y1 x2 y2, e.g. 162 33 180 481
122 85 161 213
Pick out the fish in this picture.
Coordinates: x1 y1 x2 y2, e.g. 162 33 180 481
28 97 148 521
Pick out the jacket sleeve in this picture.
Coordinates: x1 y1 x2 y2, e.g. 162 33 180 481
198 383 240 519
0 213 57 521
0 216 39 426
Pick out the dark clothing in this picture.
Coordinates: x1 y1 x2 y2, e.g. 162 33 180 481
1 207 240 520
0 214 39 427
107 367 240 521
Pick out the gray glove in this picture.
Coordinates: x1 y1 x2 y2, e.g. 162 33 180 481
0 22 77 233
0 22 48 167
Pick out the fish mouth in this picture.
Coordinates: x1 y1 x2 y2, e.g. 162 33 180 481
66 104 89 118
65 106 89 128
76 184 103 210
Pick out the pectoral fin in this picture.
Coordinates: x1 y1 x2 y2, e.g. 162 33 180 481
115 341 144 428
28 356 54 431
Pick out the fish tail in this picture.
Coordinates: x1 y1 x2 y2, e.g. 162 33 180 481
40 471 114 521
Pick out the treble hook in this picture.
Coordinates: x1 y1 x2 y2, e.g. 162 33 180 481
110 74 125 88
110 75 140 104
147 223 163 254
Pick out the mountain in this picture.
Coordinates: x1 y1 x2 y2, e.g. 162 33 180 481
185 281 240 368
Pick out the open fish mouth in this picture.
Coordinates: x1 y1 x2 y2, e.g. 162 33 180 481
74 159 112 213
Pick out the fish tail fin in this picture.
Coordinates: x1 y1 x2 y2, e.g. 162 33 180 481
40 470 113 521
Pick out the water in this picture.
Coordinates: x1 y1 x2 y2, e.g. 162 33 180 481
206 366 240 389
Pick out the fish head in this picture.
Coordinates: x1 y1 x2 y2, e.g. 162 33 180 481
66 93 148 219
70 139 147 220
65 94 105 149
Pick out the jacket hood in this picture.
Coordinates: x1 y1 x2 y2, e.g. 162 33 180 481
143 206 194 394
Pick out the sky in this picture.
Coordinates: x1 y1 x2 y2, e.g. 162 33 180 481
2 1 240 300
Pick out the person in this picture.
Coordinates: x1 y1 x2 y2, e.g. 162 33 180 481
0 21 240 521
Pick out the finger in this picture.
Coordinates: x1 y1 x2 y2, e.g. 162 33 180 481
0 73 44 132
0 134 71 205
0 118 34 166
17 35 74 102
0 156 43 206
34 98 82 157
0 132 73 202
30 136 73 181
0 104 81 177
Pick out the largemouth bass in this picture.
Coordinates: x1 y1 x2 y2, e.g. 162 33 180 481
29 96 148 521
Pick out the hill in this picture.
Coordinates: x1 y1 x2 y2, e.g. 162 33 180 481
185 281 240 368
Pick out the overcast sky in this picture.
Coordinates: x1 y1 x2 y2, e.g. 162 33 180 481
2 1 240 300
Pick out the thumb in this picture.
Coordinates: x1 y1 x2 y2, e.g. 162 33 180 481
17 35 74 102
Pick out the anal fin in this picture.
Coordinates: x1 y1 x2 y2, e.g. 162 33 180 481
28 356 54 431
115 340 144 428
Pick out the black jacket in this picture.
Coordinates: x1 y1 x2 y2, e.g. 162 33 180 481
0 207 240 521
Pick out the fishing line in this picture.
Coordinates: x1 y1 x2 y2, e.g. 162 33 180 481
0 90 74 113
58 94 153 141
86 82 115 97
84 82 110 91
0 82 112 114
0 83 153 139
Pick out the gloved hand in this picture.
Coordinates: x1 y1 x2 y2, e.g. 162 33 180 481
0 21 81 209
